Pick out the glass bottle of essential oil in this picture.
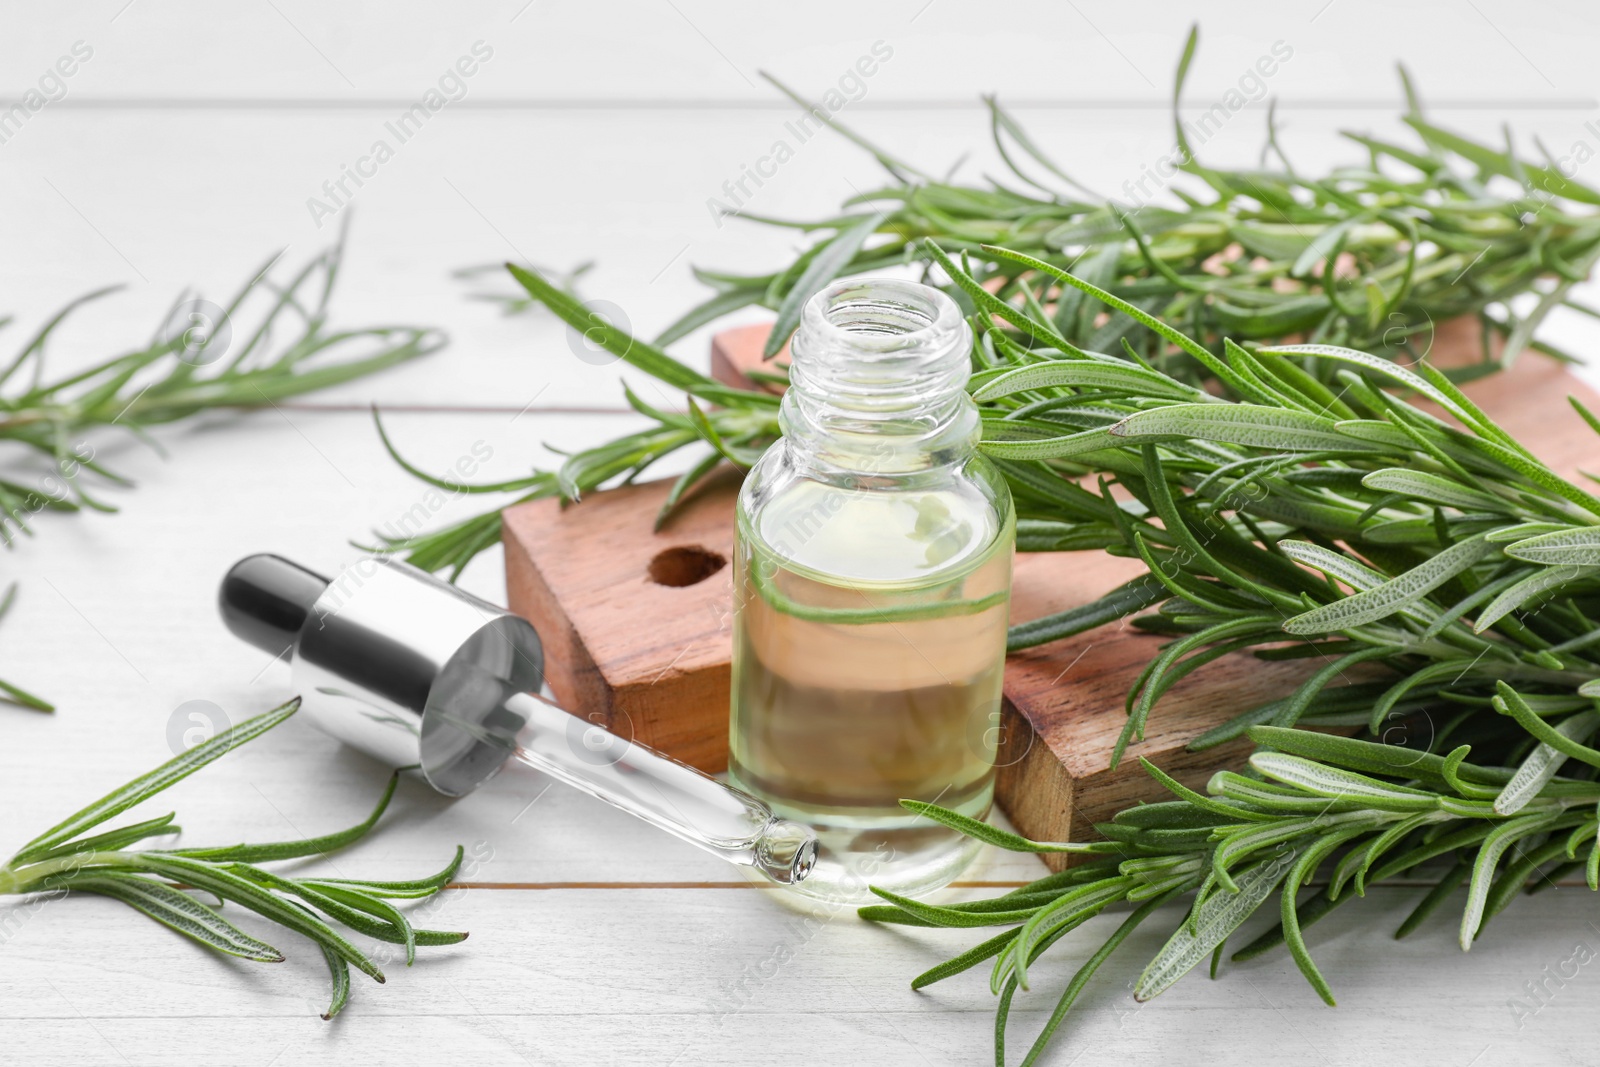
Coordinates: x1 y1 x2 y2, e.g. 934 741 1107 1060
729 278 1014 902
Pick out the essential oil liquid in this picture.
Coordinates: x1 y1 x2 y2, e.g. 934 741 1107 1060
730 477 1012 901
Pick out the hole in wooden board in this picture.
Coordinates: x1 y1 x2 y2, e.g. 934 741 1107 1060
647 545 726 587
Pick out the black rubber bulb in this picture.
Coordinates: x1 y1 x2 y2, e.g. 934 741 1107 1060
218 553 330 657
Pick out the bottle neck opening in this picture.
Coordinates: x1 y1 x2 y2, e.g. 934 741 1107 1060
780 279 977 479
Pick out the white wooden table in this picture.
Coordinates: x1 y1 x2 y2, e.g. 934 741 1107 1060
3 3 1600 1063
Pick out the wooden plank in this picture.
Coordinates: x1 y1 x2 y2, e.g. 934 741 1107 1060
2 883 1592 1065
5 6 1561 105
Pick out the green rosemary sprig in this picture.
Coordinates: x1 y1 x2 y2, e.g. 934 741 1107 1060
869 712 1600 1066
0 224 442 708
0 229 443 542
0 698 465 1019
654 28 1600 377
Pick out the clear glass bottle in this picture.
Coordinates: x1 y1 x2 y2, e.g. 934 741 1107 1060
729 278 1014 902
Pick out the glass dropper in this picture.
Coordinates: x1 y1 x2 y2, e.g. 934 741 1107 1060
439 686 816 883
218 553 817 885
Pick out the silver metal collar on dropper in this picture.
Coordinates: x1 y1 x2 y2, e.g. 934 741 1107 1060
218 553 817 885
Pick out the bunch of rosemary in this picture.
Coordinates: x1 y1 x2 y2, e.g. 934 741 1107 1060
0 226 442 709
874 713 1600 1067
445 238 1600 763
934 240 1600 753
383 248 1600 1061
377 39 1600 576
848 243 1600 1061
0 699 465 1018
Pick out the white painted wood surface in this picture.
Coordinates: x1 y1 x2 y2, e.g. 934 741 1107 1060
3 2 1600 1063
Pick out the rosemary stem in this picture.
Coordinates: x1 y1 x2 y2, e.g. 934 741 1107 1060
0 851 134 895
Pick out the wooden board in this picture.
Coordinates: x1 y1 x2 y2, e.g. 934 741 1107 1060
504 466 748 771
505 322 1600 867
